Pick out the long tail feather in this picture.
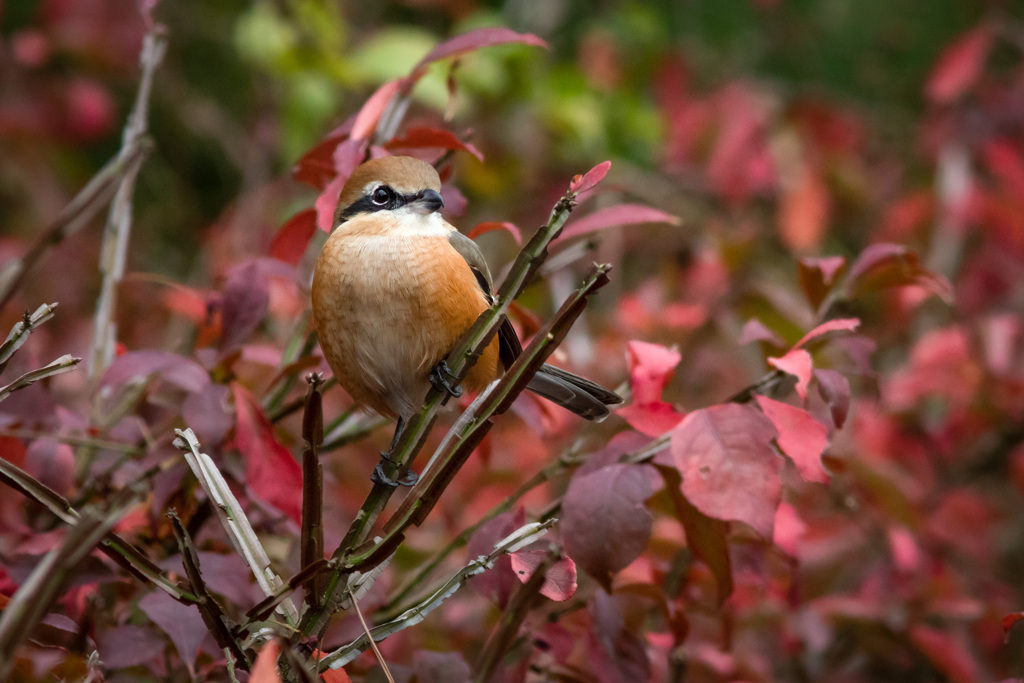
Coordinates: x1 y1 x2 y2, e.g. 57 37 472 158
526 364 622 421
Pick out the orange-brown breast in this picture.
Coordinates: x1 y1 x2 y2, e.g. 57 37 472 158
312 214 499 420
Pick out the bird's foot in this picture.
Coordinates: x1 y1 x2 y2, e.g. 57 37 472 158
371 452 418 487
429 359 463 398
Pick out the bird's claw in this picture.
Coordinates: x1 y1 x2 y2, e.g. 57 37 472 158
371 452 418 488
429 359 462 398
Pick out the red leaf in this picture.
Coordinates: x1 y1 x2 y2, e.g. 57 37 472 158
466 221 521 245
773 501 805 556
846 243 954 302
755 395 829 483
778 168 830 252
814 368 851 428
409 28 548 82
569 160 612 200
798 256 847 310
232 383 303 523
510 550 577 601
982 140 1024 199
315 175 346 233
292 134 346 190
558 204 679 242
562 464 653 590
627 340 681 405
467 508 526 607
351 80 401 141
251 640 282 683
670 404 780 539
909 625 981 683
926 25 992 104
24 438 75 497
1004 612 1024 634
792 318 861 350
270 210 317 266
768 348 813 401
385 126 484 161
618 402 685 438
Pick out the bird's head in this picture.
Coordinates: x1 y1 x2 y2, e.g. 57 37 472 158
334 156 445 227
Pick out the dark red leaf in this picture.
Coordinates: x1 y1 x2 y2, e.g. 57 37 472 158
562 463 653 590
670 403 780 539
292 134 346 190
510 550 577 602
138 590 206 674
569 160 612 200
618 402 685 438
220 261 271 352
1004 612 1024 634
798 256 847 310
467 508 526 607
385 126 483 161
232 383 303 523
909 625 981 683
466 221 521 245
814 368 851 428
926 25 992 104
846 243 953 302
589 590 652 682
270 209 317 266
409 28 548 82
768 348 813 401
558 204 679 242
755 395 829 483
669 477 733 604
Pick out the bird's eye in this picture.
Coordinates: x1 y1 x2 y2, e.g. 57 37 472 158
371 186 391 205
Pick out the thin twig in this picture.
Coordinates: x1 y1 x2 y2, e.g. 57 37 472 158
0 302 58 374
88 26 167 378
300 374 326 611
350 592 396 683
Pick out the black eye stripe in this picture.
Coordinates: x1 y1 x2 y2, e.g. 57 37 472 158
337 187 425 223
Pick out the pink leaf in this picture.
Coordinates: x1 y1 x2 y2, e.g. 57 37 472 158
909 626 981 683
101 350 209 392
569 160 612 201
232 383 303 523
755 395 829 483
466 221 521 245
183 383 232 448
562 464 653 590
926 25 992 104
24 438 75 497
627 340 681 405
671 404 781 539
814 368 851 428
251 640 282 683
385 126 484 161
409 28 548 82
510 550 577 601
467 508 526 607
558 204 679 242
778 167 830 252
315 175 346 233
737 318 785 347
792 318 861 350
351 80 401 141
768 348 813 401
618 402 684 438
270 209 317 266
982 140 1024 199
773 501 806 556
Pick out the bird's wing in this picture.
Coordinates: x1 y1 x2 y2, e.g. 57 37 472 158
448 230 522 367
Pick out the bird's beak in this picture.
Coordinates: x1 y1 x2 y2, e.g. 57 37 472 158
409 188 444 215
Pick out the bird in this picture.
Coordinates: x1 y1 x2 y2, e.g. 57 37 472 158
311 155 622 486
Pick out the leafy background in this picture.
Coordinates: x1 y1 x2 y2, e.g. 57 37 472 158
3 0 1024 681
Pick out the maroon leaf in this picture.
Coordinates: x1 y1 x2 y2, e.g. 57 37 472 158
219 261 271 352
183 382 232 447
755 395 829 483
569 160 612 200
798 256 847 310
466 220 521 245
667 474 733 604
412 650 472 683
737 318 785 347
385 126 484 161
589 590 652 682
558 204 680 242
926 24 992 104
138 590 206 674
670 403 780 539
96 624 166 669
846 243 953 302
232 383 303 523
562 463 653 590
101 350 209 392
269 209 317 266
510 550 577 601
24 438 75 497
814 368 851 428
292 134 346 190
768 348 813 401
409 28 548 83
467 508 526 607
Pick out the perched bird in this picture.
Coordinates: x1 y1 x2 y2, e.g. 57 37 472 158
312 156 621 485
